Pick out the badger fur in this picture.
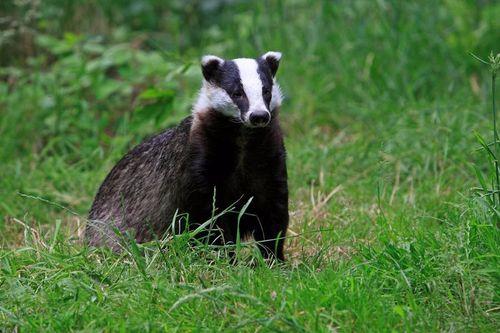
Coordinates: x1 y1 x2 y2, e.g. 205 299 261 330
85 51 288 261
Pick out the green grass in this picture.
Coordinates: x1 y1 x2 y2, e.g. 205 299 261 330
0 0 499 331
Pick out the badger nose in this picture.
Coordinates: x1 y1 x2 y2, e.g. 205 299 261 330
249 110 270 127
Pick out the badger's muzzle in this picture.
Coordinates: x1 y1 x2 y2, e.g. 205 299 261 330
247 110 271 127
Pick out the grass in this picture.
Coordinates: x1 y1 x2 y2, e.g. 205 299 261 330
0 0 499 331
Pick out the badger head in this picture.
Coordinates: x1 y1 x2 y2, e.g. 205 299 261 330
194 51 283 127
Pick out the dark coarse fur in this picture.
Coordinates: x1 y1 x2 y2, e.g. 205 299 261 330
86 108 288 260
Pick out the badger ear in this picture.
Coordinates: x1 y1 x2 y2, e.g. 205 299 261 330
201 55 224 82
261 51 282 77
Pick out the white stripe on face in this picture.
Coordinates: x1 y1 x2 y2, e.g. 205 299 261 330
233 58 269 121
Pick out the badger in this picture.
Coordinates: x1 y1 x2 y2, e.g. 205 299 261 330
85 51 288 261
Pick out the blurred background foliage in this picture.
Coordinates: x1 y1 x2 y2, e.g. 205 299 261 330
0 0 499 228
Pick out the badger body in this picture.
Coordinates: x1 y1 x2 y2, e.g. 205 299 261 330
86 52 288 260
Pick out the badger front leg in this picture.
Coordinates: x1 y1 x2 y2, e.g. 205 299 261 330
253 201 289 262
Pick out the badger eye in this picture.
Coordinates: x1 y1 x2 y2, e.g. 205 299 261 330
263 88 271 99
231 90 243 99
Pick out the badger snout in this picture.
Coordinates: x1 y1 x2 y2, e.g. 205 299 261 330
247 110 271 127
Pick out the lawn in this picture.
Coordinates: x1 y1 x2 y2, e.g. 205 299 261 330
0 0 499 331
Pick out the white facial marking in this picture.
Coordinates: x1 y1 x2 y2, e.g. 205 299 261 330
270 83 282 112
194 82 239 117
233 58 269 123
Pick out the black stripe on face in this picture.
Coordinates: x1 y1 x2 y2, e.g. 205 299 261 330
256 58 274 109
210 60 249 115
